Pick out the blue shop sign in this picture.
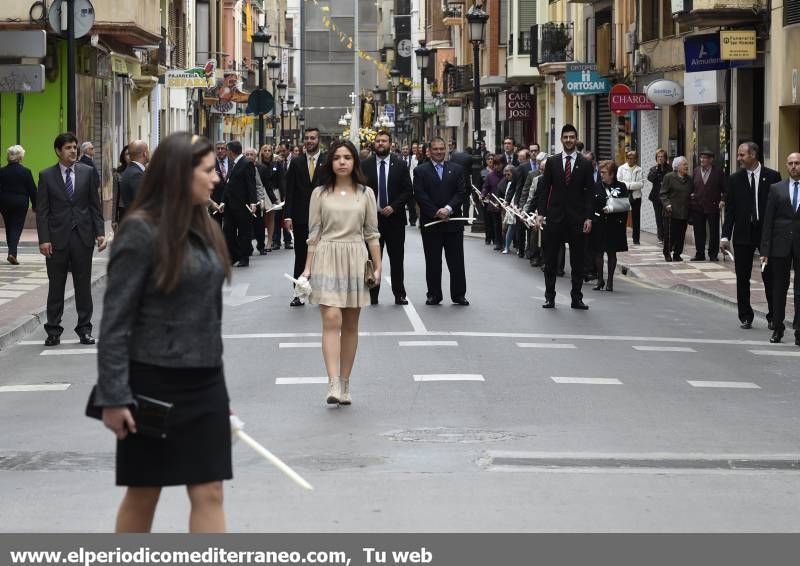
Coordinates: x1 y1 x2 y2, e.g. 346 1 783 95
565 64 610 95
684 33 747 72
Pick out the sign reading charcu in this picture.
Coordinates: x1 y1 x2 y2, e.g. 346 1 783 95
644 80 683 106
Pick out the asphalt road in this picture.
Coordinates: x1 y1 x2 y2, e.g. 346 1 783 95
1 228 799 532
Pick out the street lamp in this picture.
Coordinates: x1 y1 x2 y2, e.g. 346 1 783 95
251 25 271 148
466 3 488 209
390 68 401 107
267 58 282 143
292 102 300 145
415 41 431 141
277 80 287 142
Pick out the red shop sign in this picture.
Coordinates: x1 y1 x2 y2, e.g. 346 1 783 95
608 83 655 116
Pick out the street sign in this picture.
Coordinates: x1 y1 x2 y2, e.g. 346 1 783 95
48 0 96 39
684 33 747 72
565 63 610 95
720 30 756 60
0 31 46 58
0 65 45 93
609 83 654 116
246 89 274 115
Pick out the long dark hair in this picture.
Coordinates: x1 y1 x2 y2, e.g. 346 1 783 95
318 139 367 191
116 145 129 174
124 132 231 293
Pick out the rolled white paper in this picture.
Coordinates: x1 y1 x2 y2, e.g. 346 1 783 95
423 217 475 228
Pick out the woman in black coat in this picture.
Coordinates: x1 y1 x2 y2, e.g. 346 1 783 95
647 148 672 242
0 145 37 264
590 160 629 291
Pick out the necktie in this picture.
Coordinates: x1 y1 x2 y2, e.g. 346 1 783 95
750 172 758 221
793 181 799 213
220 160 227 178
564 155 572 186
308 156 316 180
64 167 74 199
379 160 388 208
435 162 443 180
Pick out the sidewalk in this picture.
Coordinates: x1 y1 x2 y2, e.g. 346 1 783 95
0 228 109 350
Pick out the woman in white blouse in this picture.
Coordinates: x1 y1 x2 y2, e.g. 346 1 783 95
617 150 644 245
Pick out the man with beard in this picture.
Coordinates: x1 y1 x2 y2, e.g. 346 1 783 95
361 130 413 304
283 127 326 306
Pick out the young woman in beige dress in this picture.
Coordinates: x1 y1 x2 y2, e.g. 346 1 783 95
301 139 381 406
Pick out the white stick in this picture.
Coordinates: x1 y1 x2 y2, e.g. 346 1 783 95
230 416 313 490
724 249 735 262
423 217 475 228
266 201 285 213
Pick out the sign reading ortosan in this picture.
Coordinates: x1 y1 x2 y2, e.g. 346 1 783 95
505 91 533 120
720 30 756 60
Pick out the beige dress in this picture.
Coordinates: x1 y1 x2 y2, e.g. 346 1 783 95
307 185 380 307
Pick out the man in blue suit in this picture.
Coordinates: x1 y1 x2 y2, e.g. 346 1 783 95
414 137 469 306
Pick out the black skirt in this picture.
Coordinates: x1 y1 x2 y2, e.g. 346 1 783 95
589 213 629 253
116 361 232 487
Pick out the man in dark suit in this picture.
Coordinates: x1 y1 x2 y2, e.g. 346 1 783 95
116 140 148 221
78 141 101 187
760 152 800 345
414 137 469 306
535 124 594 310
209 141 228 225
721 142 781 329
690 149 726 261
36 132 105 346
361 130 413 305
284 127 325 306
501 137 519 167
223 140 257 267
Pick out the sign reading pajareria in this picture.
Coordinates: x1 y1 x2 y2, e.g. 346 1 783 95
166 60 217 89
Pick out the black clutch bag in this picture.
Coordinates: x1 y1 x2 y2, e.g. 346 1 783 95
85 385 173 439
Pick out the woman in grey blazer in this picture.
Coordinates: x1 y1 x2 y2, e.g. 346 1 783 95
94 133 232 532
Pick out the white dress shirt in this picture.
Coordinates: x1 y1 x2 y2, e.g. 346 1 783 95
562 150 578 172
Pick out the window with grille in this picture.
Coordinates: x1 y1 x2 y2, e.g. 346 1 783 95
786 0 800 26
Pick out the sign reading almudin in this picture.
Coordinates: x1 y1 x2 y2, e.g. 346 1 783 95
506 91 533 120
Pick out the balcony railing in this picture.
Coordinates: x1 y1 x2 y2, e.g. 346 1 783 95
443 64 473 94
531 22 575 69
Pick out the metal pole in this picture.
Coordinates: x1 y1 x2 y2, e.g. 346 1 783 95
272 81 277 145
66 0 76 132
16 94 23 145
350 0 361 147
420 78 424 141
471 40 484 231
258 58 265 148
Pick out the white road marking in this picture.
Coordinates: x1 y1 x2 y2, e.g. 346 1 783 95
687 380 760 389
749 349 800 357
0 384 71 392
40 348 97 356
633 346 696 352
399 341 459 347
279 342 322 348
222 283 270 307
0 290 25 298
669 269 697 275
386 276 428 333
19 339 82 345
0 284 39 291
0 299 9 306
413 374 485 382
275 377 328 384
516 342 577 349
551 376 622 385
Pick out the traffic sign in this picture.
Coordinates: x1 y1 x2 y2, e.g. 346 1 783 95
246 89 274 115
609 83 654 116
0 65 45 93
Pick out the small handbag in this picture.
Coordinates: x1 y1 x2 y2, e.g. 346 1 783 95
85 385 173 439
605 197 632 213
364 259 378 288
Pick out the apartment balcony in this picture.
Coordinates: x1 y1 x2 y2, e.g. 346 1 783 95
443 64 473 95
672 0 767 26
531 22 575 75
506 30 541 83
90 0 162 46
442 2 464 26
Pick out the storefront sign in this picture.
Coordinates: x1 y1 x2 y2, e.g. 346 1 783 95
166 60 216 89
684 33 747 72
684 70 725 105
565 63 611 95
506 91 533 120
609 83 655 116
644 79 684 105
720 30 756 60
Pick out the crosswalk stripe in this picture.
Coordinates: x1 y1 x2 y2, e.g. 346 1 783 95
516 343 576 349
275 377 328 384
749 350 800 357
0 384 71 392
40 348 97 356
279 342 322 348
399 341 458 347
413 374 485 382
551 376 622 385
633 346 696 352
687 380 760 389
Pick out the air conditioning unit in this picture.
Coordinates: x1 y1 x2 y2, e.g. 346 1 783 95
625 32 635 53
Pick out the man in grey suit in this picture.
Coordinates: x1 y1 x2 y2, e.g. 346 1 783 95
760 152 800 345
117 140 149 221
37 133 105 346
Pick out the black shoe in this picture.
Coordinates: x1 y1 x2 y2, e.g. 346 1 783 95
795 333 800 347
531 259 542 267
425 298 442 305
690 255 705 262
289 297 304 307
452 297 470 306
235 260 250 267
370 297 379 305
605 283 614 292
542 299 555 309
673 255 683 262
78 333 96 345
259 250 269 255
493 246 503 251
633 241 640 245
768 321 775 331
770 330 784 343
571 300 589 310
285 244 294 250
485 241 492 245
592 280 605 291
740 320 753 329
709 255 719 261
44 335 60 347
557 270 565 277
664 253 672 262
395 297 408 305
